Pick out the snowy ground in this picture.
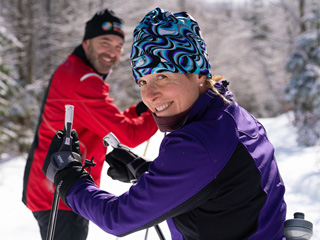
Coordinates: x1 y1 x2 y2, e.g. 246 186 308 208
0 112 319 240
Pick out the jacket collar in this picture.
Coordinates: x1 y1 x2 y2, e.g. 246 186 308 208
72 45 109 80
184 88 224 126
155 85 228 133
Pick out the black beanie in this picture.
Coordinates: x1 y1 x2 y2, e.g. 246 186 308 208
83 9 125 41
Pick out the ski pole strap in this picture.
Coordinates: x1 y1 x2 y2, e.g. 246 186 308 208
45 151 80 182
127 157 148 179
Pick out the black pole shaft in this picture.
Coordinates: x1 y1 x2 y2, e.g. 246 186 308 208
154 224 165 240
46 188 60 240
144 228 149 240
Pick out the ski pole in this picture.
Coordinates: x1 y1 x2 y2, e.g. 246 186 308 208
143 139 150 240
46 186 59 240
143 139 150 157
46 105 74 240
103 132 166 240
154 225 165 240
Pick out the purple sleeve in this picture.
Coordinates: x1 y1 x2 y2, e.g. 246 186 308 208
66 122 238 236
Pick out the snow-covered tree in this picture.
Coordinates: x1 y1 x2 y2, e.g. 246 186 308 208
1 0 316 154
0 15 25 154
285 0 320 146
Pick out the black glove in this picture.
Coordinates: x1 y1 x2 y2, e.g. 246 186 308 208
135 101 149 116
105 148 150 183
42 130 93 206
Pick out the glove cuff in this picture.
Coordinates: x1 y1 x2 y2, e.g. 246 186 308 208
127 157 150 179
45 151 81 182
54 162 93 208
136 161 151 179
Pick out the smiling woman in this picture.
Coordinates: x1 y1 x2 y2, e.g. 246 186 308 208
41 7 287 240
138 73 204 117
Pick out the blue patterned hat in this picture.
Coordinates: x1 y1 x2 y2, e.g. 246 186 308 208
130 8 212 82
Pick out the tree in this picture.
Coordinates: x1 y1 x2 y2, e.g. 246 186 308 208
1 0 316 154
285 0 320 146
0 15 25 155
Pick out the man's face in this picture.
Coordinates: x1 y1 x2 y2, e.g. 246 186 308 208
82 35 124 74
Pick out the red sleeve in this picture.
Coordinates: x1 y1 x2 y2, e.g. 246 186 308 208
123 103 154 120
73 75 157 148
123 104 139 118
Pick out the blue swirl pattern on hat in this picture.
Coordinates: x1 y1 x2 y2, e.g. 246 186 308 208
130 8 212 82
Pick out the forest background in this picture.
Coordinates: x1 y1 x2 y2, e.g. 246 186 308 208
0 0 319 156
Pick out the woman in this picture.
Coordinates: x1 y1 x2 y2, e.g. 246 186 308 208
42 8 286 240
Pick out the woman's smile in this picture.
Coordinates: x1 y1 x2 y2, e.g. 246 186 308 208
140 73 204 118
155 102 173 113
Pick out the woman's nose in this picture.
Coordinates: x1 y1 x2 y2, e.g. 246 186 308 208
144 83 161 103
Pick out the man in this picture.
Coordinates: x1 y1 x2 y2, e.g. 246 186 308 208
22 9 157 240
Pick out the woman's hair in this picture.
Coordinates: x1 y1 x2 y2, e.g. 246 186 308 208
185 73 231 104
205 75 231 104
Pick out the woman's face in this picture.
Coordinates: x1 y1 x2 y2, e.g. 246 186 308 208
138 73 206 117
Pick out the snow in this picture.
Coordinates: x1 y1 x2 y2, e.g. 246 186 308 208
0 112 319 240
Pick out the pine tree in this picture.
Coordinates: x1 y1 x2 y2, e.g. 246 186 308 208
0 16 25 154
285 0 320 146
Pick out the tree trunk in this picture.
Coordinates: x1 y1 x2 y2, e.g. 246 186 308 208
26 0 35 84
299 0 306 33
17 0 25 83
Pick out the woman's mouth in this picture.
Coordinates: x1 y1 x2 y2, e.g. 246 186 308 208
155 102 173 112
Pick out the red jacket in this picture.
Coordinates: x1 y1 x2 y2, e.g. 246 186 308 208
22 47 157 211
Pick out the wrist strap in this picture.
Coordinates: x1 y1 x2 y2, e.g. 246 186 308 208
46 151 80 182
127 157 148 179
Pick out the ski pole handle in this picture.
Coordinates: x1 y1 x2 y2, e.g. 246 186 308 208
103 132 130 151
59 105 74 152
64 105 74 142
103 132 120 148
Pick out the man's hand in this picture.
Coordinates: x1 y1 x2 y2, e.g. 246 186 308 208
42 130 92 207
135 101 149 116
105 148 150 183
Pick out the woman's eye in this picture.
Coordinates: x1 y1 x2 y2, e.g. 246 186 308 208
158 75 166 80
137 80 146 87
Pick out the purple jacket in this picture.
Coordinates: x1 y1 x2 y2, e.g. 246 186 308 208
66 87 286 239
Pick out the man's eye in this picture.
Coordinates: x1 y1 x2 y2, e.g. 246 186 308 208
102 42 110 47
116 46 123 51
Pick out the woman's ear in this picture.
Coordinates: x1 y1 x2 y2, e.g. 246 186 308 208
197 75 207 85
